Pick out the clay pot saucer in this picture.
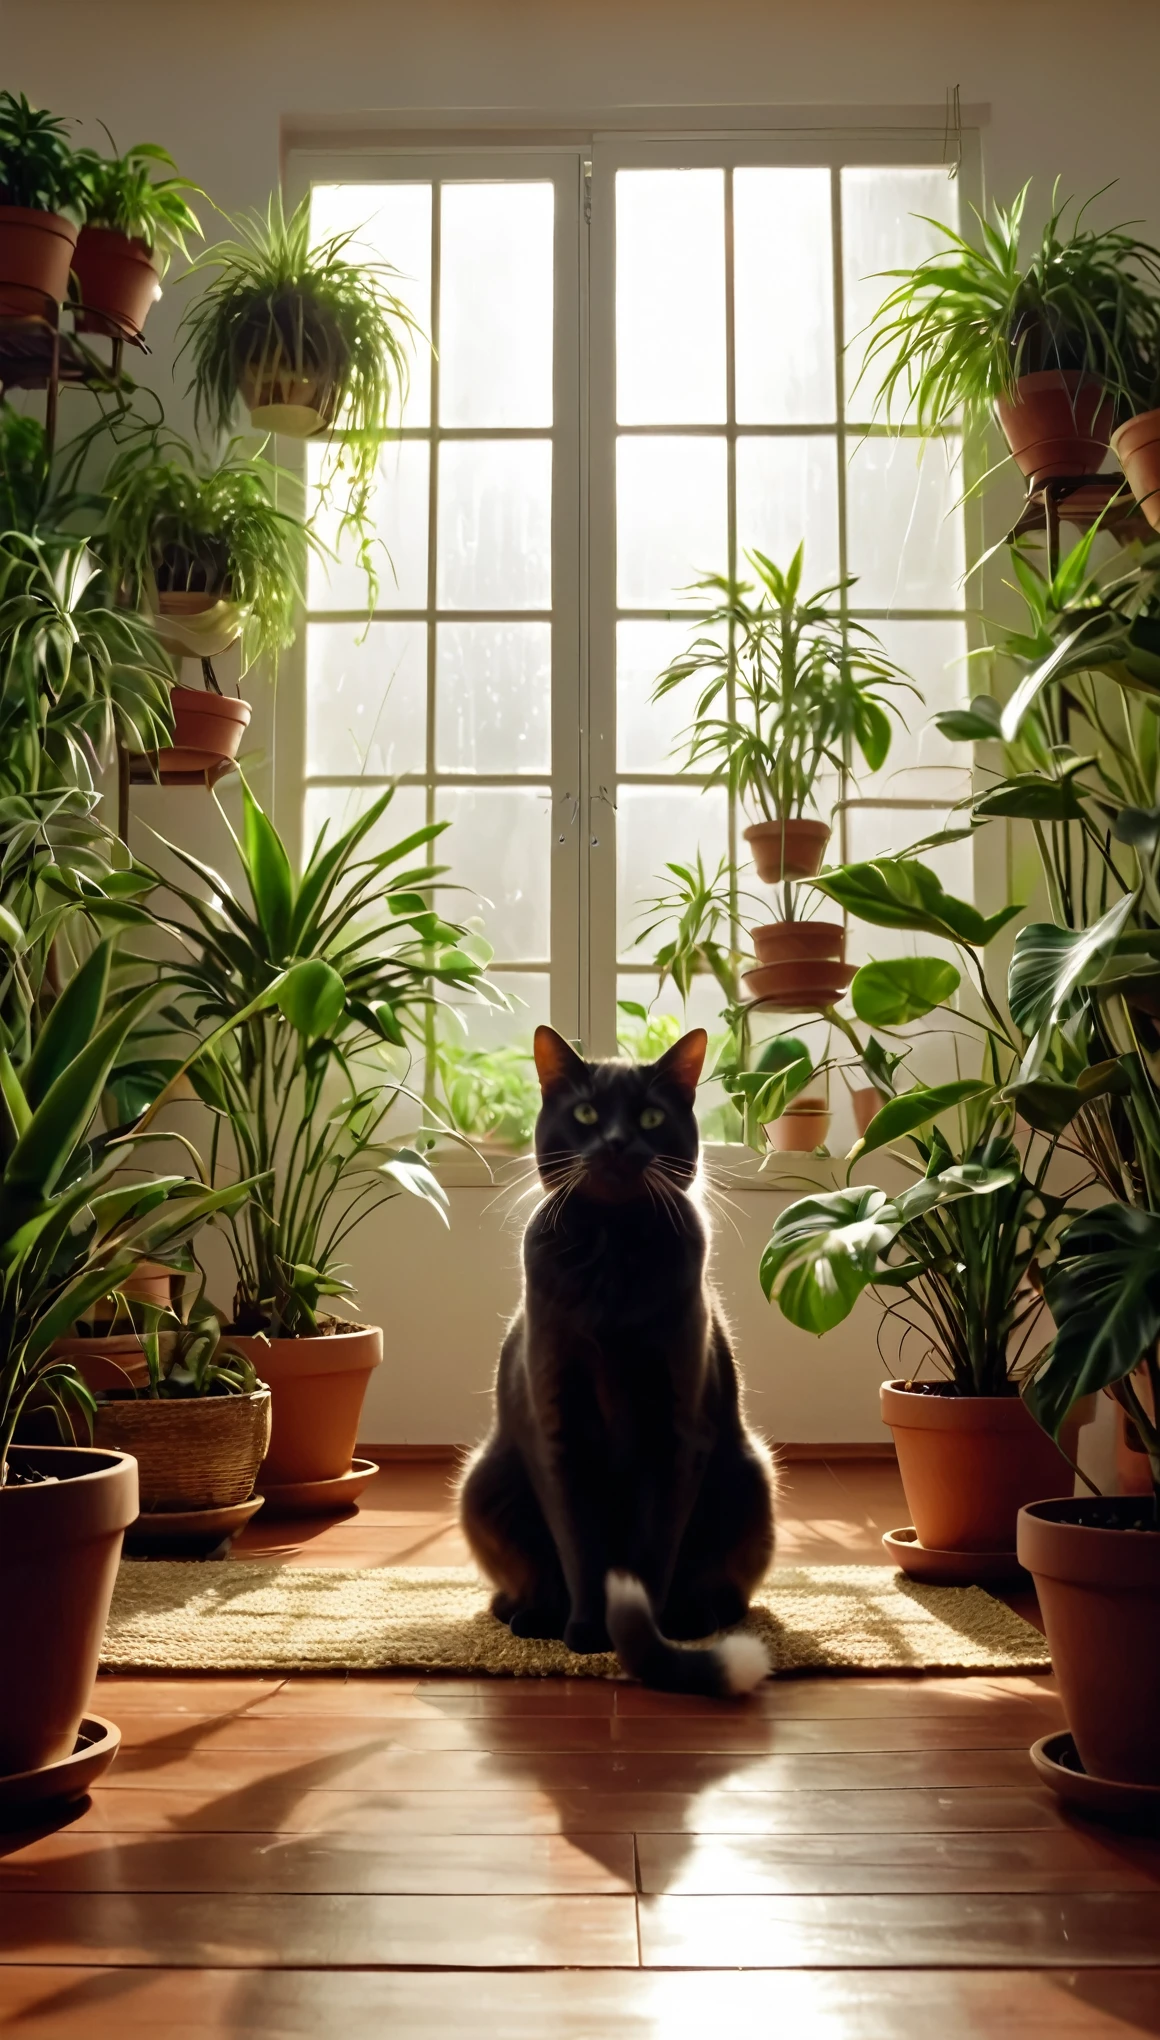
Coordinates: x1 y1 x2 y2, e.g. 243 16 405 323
123 1495 264 1558
0 1716 120 1827
258 1457 379 1518
883 1525 1030 1587
1031 1731 1160 1832
742 960 855 1011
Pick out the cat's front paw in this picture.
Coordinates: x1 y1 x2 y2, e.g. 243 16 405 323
508 1602 567 1640
564 1615 611 1655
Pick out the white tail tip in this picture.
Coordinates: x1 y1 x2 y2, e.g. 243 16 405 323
718 1632 771 1694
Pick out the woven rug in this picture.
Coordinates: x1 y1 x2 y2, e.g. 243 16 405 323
102 1562 1049 1678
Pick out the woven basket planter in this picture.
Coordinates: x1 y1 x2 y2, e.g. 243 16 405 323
93 1388 271 1512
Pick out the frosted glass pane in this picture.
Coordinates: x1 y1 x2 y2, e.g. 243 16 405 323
842 167 960 422
846 437 965 609
439 183 554 428
736 437 840 589
617 437 727 608
617 169 726 424
440 972 549 1051
863 618 972 791
617 619 697 772
437 440 552 611
306 622 426 776
436 622 550 773
310 182 431 426
303 782 428 864
307 439 429 610
617 785 729 962
734 169 835 424
436 786 551 961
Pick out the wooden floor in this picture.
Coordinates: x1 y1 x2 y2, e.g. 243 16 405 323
3 1455 1159 2037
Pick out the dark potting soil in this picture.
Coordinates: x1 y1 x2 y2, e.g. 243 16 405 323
1049 1497 1160 1534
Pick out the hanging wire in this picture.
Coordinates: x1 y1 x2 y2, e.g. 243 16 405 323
942 83 963 180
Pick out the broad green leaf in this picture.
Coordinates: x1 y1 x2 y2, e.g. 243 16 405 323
3 984 159 1198
1008 1058 1130 1135
973 775 1088 823
852 1079 993 1160
759 1188 896 1334
277 959 346 1038
22 939 113 1110
241 780 295 955
813 856 1019 949
1030 1204 1160 1437
851 956 960 1027
1008 892 1137 1040
935 695 1004 744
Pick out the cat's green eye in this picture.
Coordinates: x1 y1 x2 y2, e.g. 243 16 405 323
640 1106 665 1130
573 1101 599 1125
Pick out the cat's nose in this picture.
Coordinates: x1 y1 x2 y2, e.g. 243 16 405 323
602 1125 629 1152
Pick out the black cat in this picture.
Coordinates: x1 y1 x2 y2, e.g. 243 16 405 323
459 1024 775 1696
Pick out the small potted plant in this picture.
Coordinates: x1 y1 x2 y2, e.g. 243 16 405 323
863 179 1160 486
435 1039 541 1157
99 434 316 779
654 544 910 994
139 779 500 1511
0 91 89 317
70 136 202 340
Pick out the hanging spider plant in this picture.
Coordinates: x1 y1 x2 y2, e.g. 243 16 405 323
179 193 421 601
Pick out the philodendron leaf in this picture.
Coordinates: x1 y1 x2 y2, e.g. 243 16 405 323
1008 1058 1130 1135
813 856 1020 949
1008 891 1138 1042
851 1079 994 1160
973 774 1089 822
935 695 1004 744
759 1187 897 1334
277 958 346 1038
851 956 960 1027
1030 1203 1160 1437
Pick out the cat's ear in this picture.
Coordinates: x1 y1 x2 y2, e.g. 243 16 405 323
654 1027 707 1104
533 1025 588 1096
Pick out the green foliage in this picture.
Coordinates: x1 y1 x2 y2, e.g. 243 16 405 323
0 410 51 532
850 955 961 1028
73 138 202 270
861 179 1160 435
142 779 500 1337
1031 1206 1160 1500
722 1035 814 1151
98 433 318 674
0 92 88 221
436 1040 540 1151
813 856 1021 949
180 194 420 602
616 1005 682 1063
654 545 913 829
852 1079 995 1161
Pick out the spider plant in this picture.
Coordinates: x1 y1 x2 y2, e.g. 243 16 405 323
179 193 421 600
862 180 1160 434
141 779 501 1337
98 433 318 674
72 137 202 268
0 91 88 220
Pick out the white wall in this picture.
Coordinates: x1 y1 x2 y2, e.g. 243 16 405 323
10 0 1160 1441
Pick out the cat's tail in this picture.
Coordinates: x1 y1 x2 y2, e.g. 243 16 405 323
604 1572 769 1698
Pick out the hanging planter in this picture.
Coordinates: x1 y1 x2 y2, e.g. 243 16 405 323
994 370 1114 485
237 350 341 438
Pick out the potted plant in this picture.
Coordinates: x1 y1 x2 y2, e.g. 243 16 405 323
99 434 316 779
0 91 89 318
654 545 911 933
863 180 1160 486
435 1039 541 1156
139 779 499 1509
0 932 250 1785
180 194 419 599
70 137 202 340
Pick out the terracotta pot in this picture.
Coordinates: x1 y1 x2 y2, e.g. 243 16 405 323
751 921 844 967
742 959 855 1010
850 1086 886 1137
743 819 830 883
764 1099 830 1154
151 686 251 779
994 370 1114 486
1018 1496 1160 1786
225 1325 383 1486
94 1388 271 1511
1112 409 1160 533
238 361 339 438
0 206 78 316
881 1380 1080 1552
71 227 160 339
0 1443 138 1776
51 1332 156 1394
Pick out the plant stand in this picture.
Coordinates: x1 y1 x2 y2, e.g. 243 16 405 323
0 291 146 459
1007 473 1151 574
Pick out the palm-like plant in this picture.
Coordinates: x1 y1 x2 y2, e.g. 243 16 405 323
862 180 1160 433
72 138 202 269
144 780 500 1336
655 545 912 838
0 92 88 220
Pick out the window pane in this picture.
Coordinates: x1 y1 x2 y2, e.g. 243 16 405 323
304 782 428 863
616 169 726 425
436 786 552 961
617 619 696 772
846 437 965 609
439 182 554 428
863 618 971 792
842 166 960 424
617 437 727 609
436 622 551 773
306 622 427 777
616 785 729 962
736 436 840 588
441 972 550 1051
310 182 432 427
307 440 429 611
436 440 552 611
734 168 835 424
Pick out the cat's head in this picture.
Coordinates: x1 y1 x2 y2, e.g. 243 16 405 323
531 1025 706 1203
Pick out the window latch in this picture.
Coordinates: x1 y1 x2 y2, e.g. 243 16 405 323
582 159 592 225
